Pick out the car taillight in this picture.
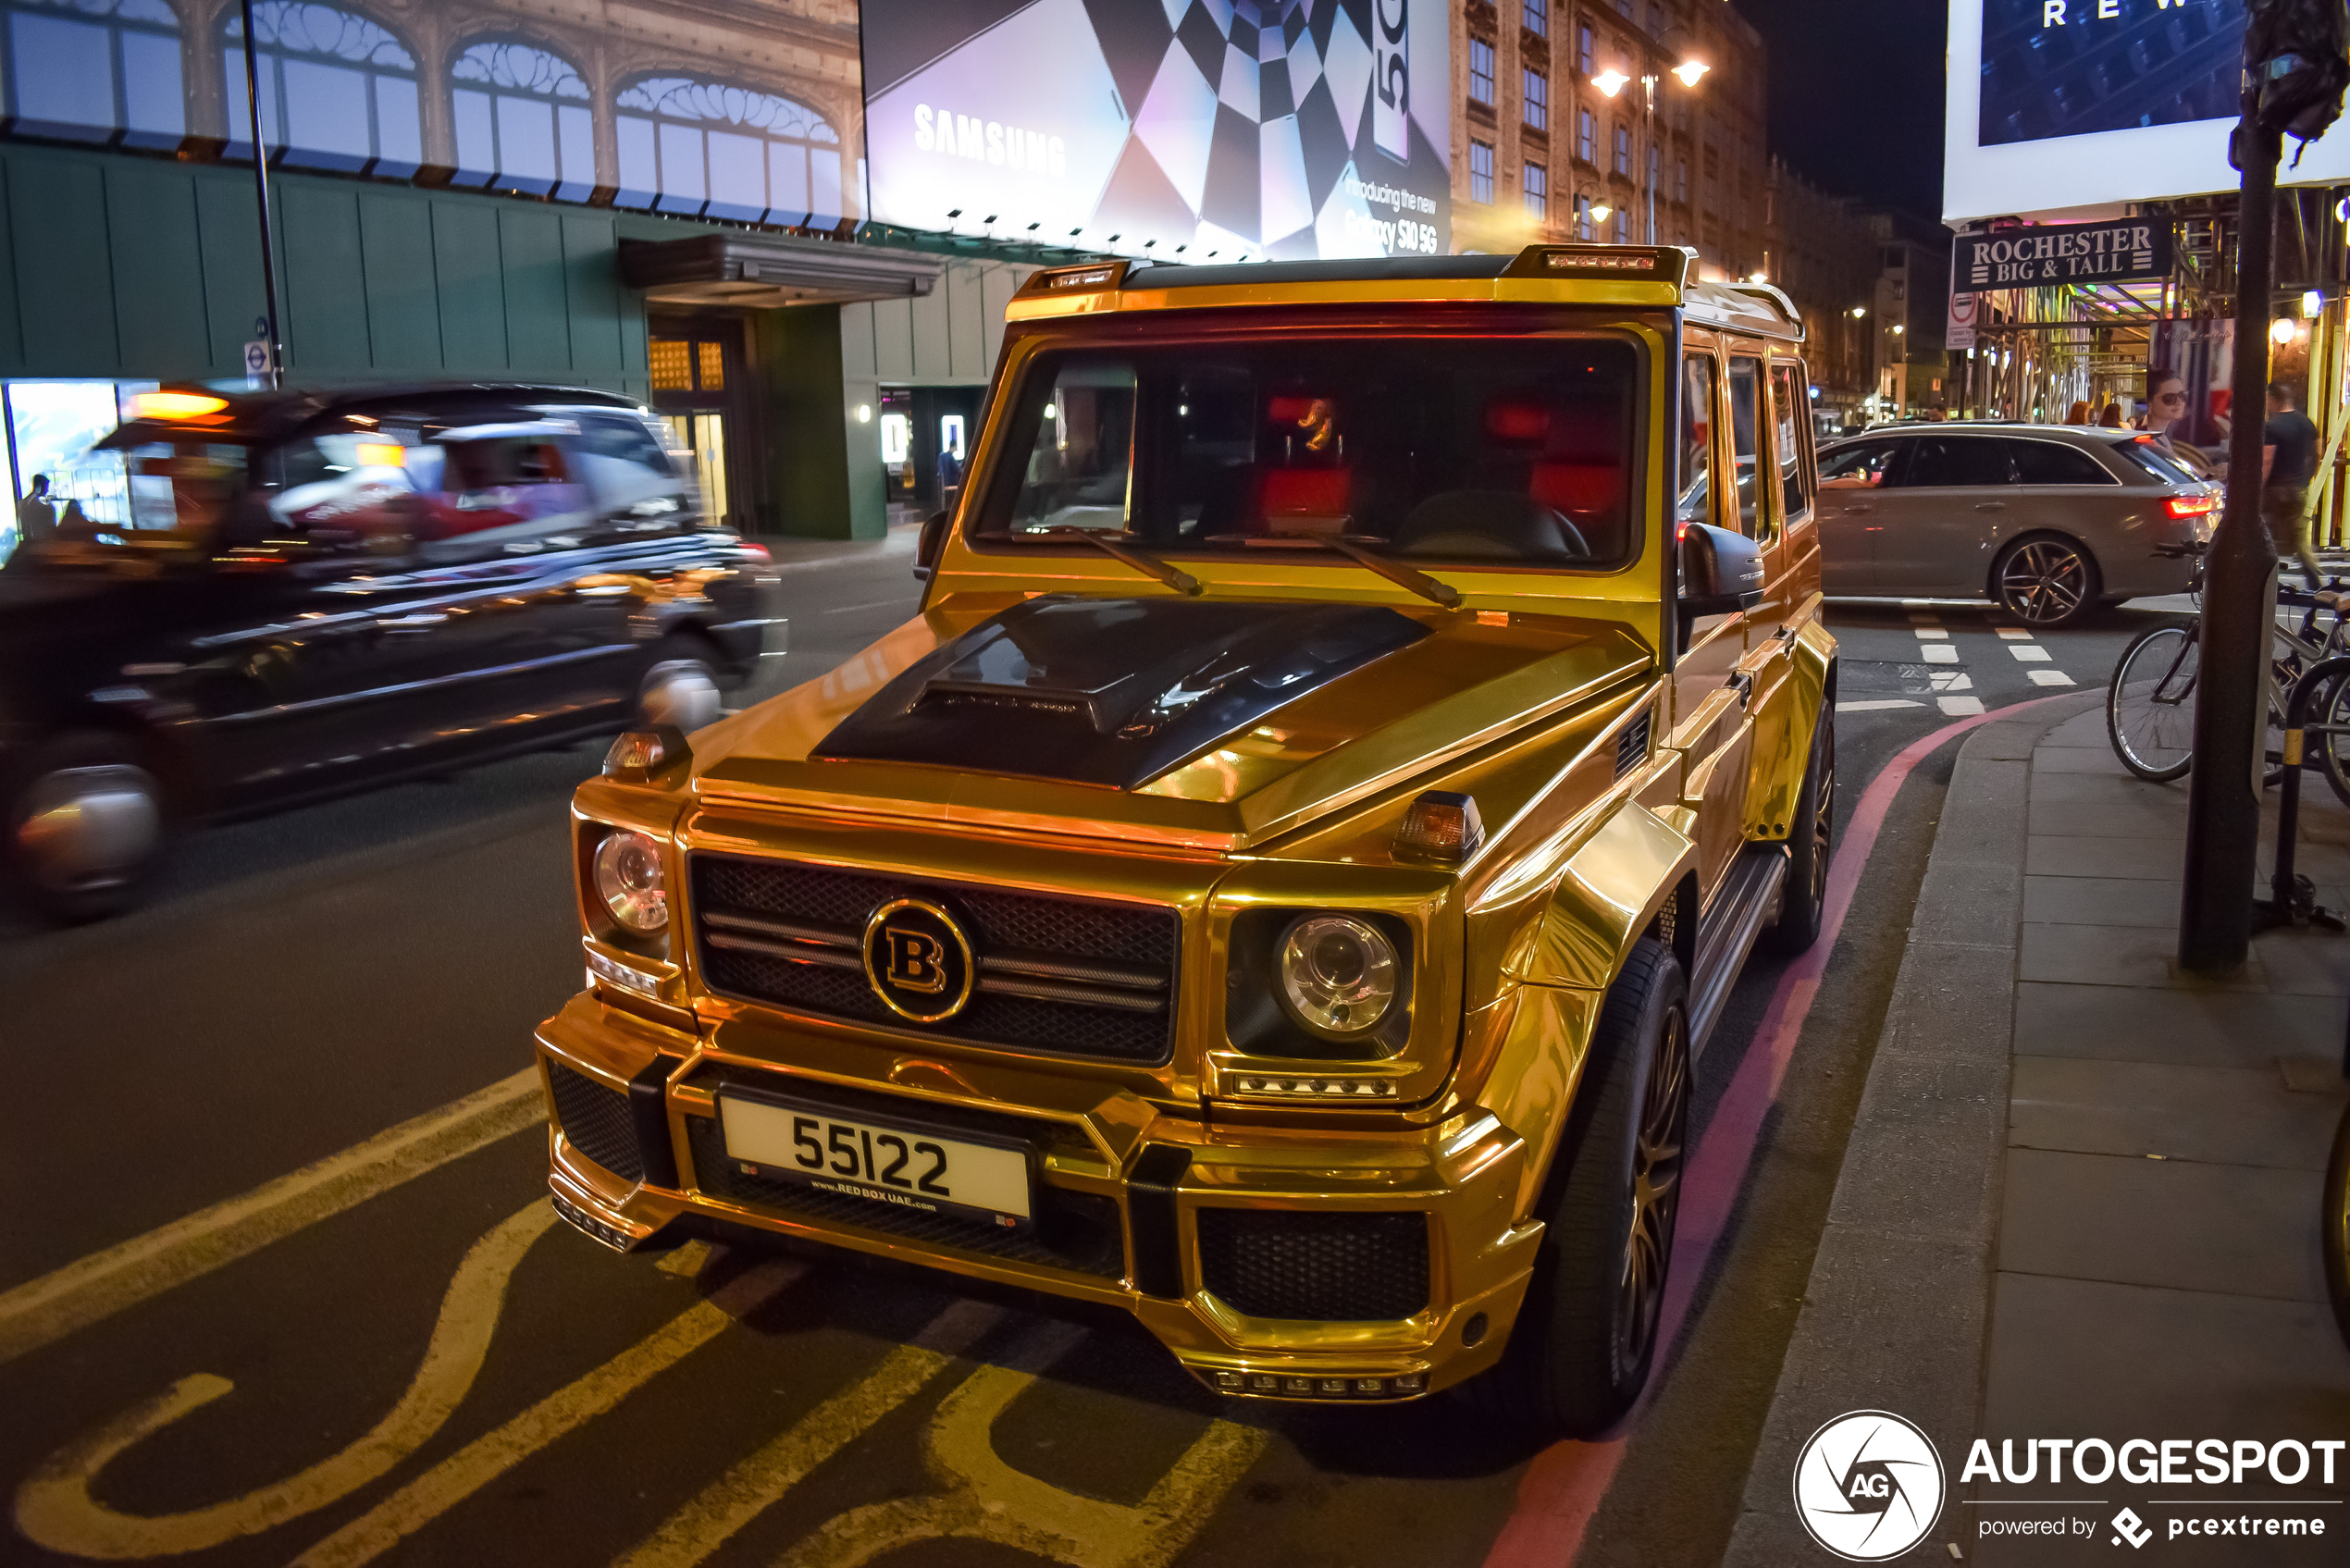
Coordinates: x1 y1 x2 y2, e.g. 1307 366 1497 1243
734 540 773 562
2165 494 2219 519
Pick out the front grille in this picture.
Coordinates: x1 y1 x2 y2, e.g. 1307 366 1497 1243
548 1061 644 1183
690 854 1180 1064
1195 1209 1430 1322
684 1114 1124 1279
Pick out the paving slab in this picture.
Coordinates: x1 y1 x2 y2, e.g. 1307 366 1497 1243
2029 772 2190 807
2027 798 2193 840
2017 922 2268 990
1997 1146 2330 1303
2009 1056 2344 1169
2032 744 2134 775
2020 874 2183 928
2012 982 2344 1071
2027 834 2187 880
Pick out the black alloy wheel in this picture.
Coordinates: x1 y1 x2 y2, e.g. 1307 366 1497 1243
3 731 167 923
1994 537 2101 627
1465 937 1691 1438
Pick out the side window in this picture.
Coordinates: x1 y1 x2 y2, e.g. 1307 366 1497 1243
267 430 420 552
1819 440 1902 488
1006 357 1137 534
1677 353 1720 531
408 426 590 554
2006 439 2118 487
1900 437 2012 488
1770 362 1812 524
1727 355 1767 539
573 412 684 522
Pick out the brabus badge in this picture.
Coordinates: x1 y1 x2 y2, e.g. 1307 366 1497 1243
861 896 976 1023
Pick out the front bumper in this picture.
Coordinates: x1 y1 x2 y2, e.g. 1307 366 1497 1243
535 992 1541 1402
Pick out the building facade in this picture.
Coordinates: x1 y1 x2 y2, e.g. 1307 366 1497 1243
1446 0 1769 279
1762 156 1879 428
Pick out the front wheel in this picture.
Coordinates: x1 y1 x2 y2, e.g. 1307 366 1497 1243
1467 938 1690 1437
2108 623 2198 782
1994 536 2101 628
1762 705 1834 956
4 732 167 923
637 634 724 733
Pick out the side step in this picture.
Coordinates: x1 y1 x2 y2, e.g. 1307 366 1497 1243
1688 844 1789 1059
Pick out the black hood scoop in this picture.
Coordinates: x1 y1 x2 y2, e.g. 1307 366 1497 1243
812 596 1430 789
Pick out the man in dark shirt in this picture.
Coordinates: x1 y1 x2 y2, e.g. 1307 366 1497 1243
2263 379 2325 590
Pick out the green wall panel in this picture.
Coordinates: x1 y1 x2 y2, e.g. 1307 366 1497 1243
278 182 368 375
9 153 118 373
195 177 267 377
499 207 569 377
756 305 881 541
360 191 441 372
431 201 507 375
106 163 212 380
561 215 624 376
0 162 23 372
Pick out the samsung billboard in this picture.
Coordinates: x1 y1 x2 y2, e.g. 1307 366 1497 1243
1947 0 2350 222
860 0 1451 263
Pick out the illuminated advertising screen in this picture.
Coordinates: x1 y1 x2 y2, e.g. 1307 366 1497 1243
860 0 1451 262
1947 0 2350 221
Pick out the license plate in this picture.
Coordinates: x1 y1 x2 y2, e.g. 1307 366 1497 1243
717 1092 1033 1227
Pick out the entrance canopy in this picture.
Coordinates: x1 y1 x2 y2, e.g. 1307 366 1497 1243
619 232 943 308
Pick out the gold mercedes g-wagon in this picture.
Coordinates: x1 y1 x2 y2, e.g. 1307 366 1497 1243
537 244 1836 1436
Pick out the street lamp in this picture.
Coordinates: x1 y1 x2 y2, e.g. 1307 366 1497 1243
1592 32 1708 245
1576 184 1612 240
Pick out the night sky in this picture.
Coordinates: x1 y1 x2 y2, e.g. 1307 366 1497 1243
1732 0 1946 217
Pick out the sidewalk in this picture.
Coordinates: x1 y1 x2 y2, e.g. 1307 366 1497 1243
1724 693 2350 1564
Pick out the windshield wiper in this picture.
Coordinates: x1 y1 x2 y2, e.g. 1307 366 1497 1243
1033 526 1202 596
1268 531 1462 609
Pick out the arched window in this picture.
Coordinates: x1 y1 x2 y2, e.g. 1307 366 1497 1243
222 2 420 177
450 40 591 200
1 0 183 147
613 76 840 228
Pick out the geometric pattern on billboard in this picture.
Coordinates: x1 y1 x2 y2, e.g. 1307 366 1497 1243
863 0 1449 262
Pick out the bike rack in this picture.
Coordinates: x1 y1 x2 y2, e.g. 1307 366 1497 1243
2265 655 2350 1076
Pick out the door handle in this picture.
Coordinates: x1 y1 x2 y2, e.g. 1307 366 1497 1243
1973 501 2006 512
377 612 448 631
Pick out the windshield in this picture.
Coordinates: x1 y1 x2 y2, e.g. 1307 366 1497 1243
974 335 1643 568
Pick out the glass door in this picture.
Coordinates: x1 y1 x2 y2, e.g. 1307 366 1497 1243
649 326 744 527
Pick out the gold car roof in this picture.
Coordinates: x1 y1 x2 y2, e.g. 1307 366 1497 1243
1006 244 1804 342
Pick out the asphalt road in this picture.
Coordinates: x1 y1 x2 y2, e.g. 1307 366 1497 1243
0 562 2191 1568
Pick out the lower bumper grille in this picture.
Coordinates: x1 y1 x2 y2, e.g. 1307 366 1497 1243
1195 1209 1430 1322
548 1061 644 1183
684 1115 1125 1280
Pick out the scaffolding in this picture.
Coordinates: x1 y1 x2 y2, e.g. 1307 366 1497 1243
1955 190 2350 547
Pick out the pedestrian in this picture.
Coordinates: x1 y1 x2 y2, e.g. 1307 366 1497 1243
2099 401 2125 427
935 441 962 502
2065 400 2092 425
2262 378 2326 592
16 473 54 543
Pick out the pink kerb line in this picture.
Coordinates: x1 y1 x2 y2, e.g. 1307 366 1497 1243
1482 692 2083 1567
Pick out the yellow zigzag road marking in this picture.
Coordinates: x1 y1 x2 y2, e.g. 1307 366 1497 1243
290 1258 802 1568
13 1201 557 1559
0 1068 541 1368
612 1298 1005 1568
776 1318 1271 1568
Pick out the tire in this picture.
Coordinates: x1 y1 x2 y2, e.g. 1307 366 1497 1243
3 731 167 923
2311 671 2350 809
2328 1099 2350 1352
1993 536 2102 628
1762 705 1834 956
2107 623 2198 782
637 633 724 733
1466 937 1690 1437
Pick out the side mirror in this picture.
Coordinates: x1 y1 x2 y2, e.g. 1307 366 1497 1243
1679 522 1765 618
913 508 950 582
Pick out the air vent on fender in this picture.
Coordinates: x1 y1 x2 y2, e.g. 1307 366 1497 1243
1614 710 1651 780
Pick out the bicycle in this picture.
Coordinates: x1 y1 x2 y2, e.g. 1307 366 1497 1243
2106 540 2350 801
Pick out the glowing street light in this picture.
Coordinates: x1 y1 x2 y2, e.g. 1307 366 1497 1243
2304 289 2325 317
1593 68 1630 97
1672 58 1710 88
1850 306 1868 318
2272 315 2301 345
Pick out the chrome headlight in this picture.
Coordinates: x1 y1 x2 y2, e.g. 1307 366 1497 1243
1276 914 1398 1037
593 830 668 933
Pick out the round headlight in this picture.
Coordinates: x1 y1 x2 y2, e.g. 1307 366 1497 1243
1276 914 1398 1037
593 830 668 933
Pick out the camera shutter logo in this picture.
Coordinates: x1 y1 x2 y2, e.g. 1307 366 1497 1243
861 897 976 1023
1792 1410 1946 1562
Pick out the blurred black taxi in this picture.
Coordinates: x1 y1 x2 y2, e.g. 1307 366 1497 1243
0 382 780 920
